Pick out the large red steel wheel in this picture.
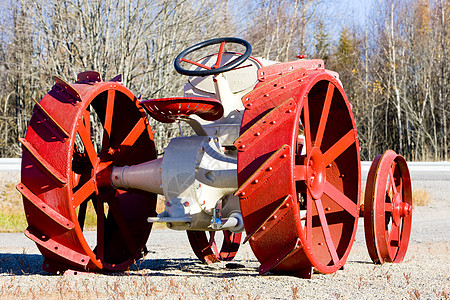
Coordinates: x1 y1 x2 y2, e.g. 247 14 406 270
18 72 157 272
187 231 242 264
236 67 360 277
364 150 412 264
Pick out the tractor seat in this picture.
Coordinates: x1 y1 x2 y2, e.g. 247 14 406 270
141 97 224 123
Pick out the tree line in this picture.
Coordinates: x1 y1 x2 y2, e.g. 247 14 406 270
0 0 448 161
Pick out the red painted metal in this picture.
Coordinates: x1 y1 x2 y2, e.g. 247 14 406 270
237 66 361 277
257 59 324 82
18 72 157 273
364 150 412 264
141 97 223 123
187 231 242 264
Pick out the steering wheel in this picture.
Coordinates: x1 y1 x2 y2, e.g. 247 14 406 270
174 37 252 76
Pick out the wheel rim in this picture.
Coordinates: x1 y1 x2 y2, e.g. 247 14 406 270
295 79 360 273
364 150 412 264
19 74 157 272
187 230 242 264
236 69 360 276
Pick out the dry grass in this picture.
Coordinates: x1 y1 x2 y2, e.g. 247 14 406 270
0 173 25 232
412 188 431 206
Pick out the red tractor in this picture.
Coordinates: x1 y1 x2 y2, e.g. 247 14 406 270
17 37 412 277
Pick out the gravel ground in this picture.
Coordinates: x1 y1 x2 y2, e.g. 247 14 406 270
0 180 449 299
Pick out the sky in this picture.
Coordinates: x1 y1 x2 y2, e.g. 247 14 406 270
328 0 375 26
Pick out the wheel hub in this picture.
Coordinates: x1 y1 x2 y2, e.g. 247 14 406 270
306 147 326 200
392 194 412 226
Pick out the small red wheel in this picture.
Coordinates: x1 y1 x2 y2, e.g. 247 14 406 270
364 150 413 264
187 230 242 264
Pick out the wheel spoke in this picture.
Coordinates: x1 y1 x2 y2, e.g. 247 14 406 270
72 177 97 208
389 168 398 195
384 202 393 212
214 41 226 69
101 89 115 157
302 99 312 155
315 83 334 149
315 198 339 264
77 122 99 167
294 165 306 181
116 118 147 157
306 191 313 243
323 129 355 166
323 181 358 218
181 58 211 70
209 232 219 255
107 198 138 254
388 222 400 249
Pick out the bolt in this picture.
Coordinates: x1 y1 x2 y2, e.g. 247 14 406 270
270 120 276 125
253 179 259 184
267 167 273 171
255 132 261 136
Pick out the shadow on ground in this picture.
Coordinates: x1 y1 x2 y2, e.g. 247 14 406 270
0 253 257 278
